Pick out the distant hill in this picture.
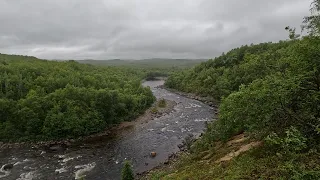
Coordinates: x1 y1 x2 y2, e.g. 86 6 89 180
77 58 208 69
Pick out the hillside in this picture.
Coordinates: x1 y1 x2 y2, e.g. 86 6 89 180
147 1 320 179
0 53 155 142
77 58 207 69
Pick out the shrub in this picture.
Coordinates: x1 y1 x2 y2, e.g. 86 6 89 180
265 126 307 154
150 107 158 114
121 161 134 180
158 99 166 108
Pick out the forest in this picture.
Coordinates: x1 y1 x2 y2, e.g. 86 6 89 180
166 35 320 145
1 0 319 179
0 54 155 142
78 58 206 69
154 0 320 179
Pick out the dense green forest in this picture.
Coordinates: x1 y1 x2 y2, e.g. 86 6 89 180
0 54 155 142
78 58 206 69
78 58 206 80
153 1 320 179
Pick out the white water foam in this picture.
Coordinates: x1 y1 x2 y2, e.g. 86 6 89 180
181 127 193 133
16 171 37 180
14 161 24 166
185 103 202 109
194 118 210 122
74 162 96 180
61 157 74 163
0 165 11 178
55 167 68 174
57 155 66 159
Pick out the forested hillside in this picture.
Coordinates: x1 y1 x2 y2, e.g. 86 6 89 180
166 34 320 146
153 1 320 179
166 40 295 100
78 59 206 69
78 58 206 80
0 54 155 142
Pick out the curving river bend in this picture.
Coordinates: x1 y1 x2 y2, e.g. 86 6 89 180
0 80 215 180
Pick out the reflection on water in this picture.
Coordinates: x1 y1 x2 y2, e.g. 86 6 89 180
0 80 215 180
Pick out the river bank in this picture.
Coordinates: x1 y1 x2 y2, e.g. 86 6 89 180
158 85 219 115
0 80 215 180
0 98 176 149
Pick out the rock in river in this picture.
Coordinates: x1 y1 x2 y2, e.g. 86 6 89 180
47 144 66 153
2 164 13 171
150 152 157 157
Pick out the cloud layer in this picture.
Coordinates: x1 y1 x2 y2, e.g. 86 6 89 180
0 0 312 60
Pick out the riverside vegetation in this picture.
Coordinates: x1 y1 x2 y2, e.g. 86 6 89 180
0 54 156 142
149 1 320 179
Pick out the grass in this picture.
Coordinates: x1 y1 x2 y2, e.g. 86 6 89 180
157 99 167 108
145 136 320 180
151 107 159 114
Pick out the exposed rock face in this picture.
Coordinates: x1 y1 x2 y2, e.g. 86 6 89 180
215 141 262 163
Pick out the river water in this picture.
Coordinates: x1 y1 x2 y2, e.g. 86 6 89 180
0 80 215 180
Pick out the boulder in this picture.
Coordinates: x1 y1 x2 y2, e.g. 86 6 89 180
47 144 66 153
3 164 13 171
150 152 157 157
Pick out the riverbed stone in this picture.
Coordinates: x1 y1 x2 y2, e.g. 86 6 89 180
150 152 157 157
47 144 66 152
3 164 13 171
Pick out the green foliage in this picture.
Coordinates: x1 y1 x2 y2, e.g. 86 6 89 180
0 54 156 141
285 26 300 39
165 0 320 149
167 36 320 145
266 127 307 154
157 99 167 108
165 41 294 100
151 2 320 179
150 107 158 114
169 147 320 180
79 58 206 69
145 72 167 80
303 0 320 36
121 161 134 180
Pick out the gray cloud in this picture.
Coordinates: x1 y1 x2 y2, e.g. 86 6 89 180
0 0 312 60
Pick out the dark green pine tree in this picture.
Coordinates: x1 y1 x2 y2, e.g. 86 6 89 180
121 161 134 180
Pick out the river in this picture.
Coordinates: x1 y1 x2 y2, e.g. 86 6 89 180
0 80 215 180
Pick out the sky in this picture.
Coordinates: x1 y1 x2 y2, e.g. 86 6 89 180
0 0 312 60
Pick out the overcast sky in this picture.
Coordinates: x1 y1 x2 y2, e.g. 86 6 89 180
0 0 312 60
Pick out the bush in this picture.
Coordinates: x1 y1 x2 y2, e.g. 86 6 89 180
158 99 167 108
150 107 158 114
121 161 134 180
265 127 307 154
